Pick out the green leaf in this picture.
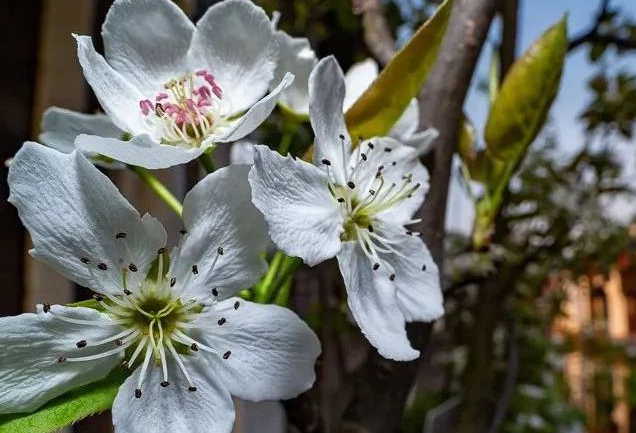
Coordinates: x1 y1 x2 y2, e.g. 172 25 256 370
344 0 452 142
0 369 126 433
485 17 567 162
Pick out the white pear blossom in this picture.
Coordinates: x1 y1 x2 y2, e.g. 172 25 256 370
271 28 437 155
73 0 294 169
249 57 443 361
1 143 320 432
40 106 125 168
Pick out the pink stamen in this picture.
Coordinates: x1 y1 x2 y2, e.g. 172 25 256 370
155 93 169 101
139 99 153 116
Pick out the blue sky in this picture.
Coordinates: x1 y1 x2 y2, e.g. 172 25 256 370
446 0 636 233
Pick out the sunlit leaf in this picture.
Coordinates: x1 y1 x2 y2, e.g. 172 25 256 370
485 17 567 162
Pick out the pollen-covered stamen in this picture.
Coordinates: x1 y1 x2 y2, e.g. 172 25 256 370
138 70 225 148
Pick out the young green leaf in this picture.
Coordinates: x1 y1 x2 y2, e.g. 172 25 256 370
0 369 126 433
485 17 567 162
345 0 452 142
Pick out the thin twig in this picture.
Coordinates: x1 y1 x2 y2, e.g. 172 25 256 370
352 0 397 66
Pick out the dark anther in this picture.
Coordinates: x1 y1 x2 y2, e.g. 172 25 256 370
43 302 51 313
212 288 219 296
155 103 165 115
339 134 345 140
361 153 367 161
368 224 374 233
369 190 375 195
321 159 331 165
385 147 392 152
129 263 138 272
191 343 199 351
116 232 127 239
218 317 226 326
157 247 166 255
373 263 380 271
368 142 375 149
422 264 427 271
347 181 355 189
192 265 198 275
378 165 385 172
135 389 142 399
392 161 397 166
234 301 240 310
406 230 413 236
188 386 197 392
98 263 108 271
180 228 187 235
337 198 345 203
217 246 224 255
414 183 421 189
57 355 66 363
170 277 176 287
223 351 231 360
389 274 396 281
76 340 87 348
80 257 90 264
124 289 132 296
160 381 170 387
93 293 104 301
375 171 382 179
115 339 123 346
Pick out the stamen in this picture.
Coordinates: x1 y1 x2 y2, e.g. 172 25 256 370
166 340 195 389
223 351 231 360
97 263 108 271
116 232 127 239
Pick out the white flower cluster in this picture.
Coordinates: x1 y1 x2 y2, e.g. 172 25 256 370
0 0 443 431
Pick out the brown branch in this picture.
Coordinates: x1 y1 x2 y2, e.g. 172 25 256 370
567 0 636 52
341 1 501 431
352 0 397 66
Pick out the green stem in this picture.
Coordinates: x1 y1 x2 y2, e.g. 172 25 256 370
198 152 216 173
266 256 302 304
129 166 183 217
254 252 284 303
278 121 298 155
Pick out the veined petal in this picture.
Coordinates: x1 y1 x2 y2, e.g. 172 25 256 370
74 34 145 134
190 0 277 114
343 58 378 111
350 137 429 224
192 298 320 401
249 145 344 266
336 242 419 361
112 355 234 433
0 305 123 414
309 56 352 185
388 99 420 141
273 31 316 116
102 0 194 95
8 143 166 295
213 73 294 143
40 107 125 168
171 165 268 301
75 134 205 170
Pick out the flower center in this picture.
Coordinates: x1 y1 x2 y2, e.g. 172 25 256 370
322 136 422 276
49 244 234 399
139 70 225 147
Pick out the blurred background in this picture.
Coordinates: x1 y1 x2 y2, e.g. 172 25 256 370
1 0 636 432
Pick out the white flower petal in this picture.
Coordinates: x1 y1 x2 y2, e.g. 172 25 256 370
193 298 320 401
40 107 125 169
273 31 316 115
172 165 268 301
213 72 294 143
74 34 145 134
350 137 429 224
8 143 166 295
229 141 256 165
249 145 344 266
75 134 205 170
0 305 123 414
402 127 439 156
112 355 234 433
102 0 194 94
190 0 277 114
238 400 287 433
309 56 352 185
388 99 420 141
387 229 443 322
336 242 419 361
343 58 378 111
